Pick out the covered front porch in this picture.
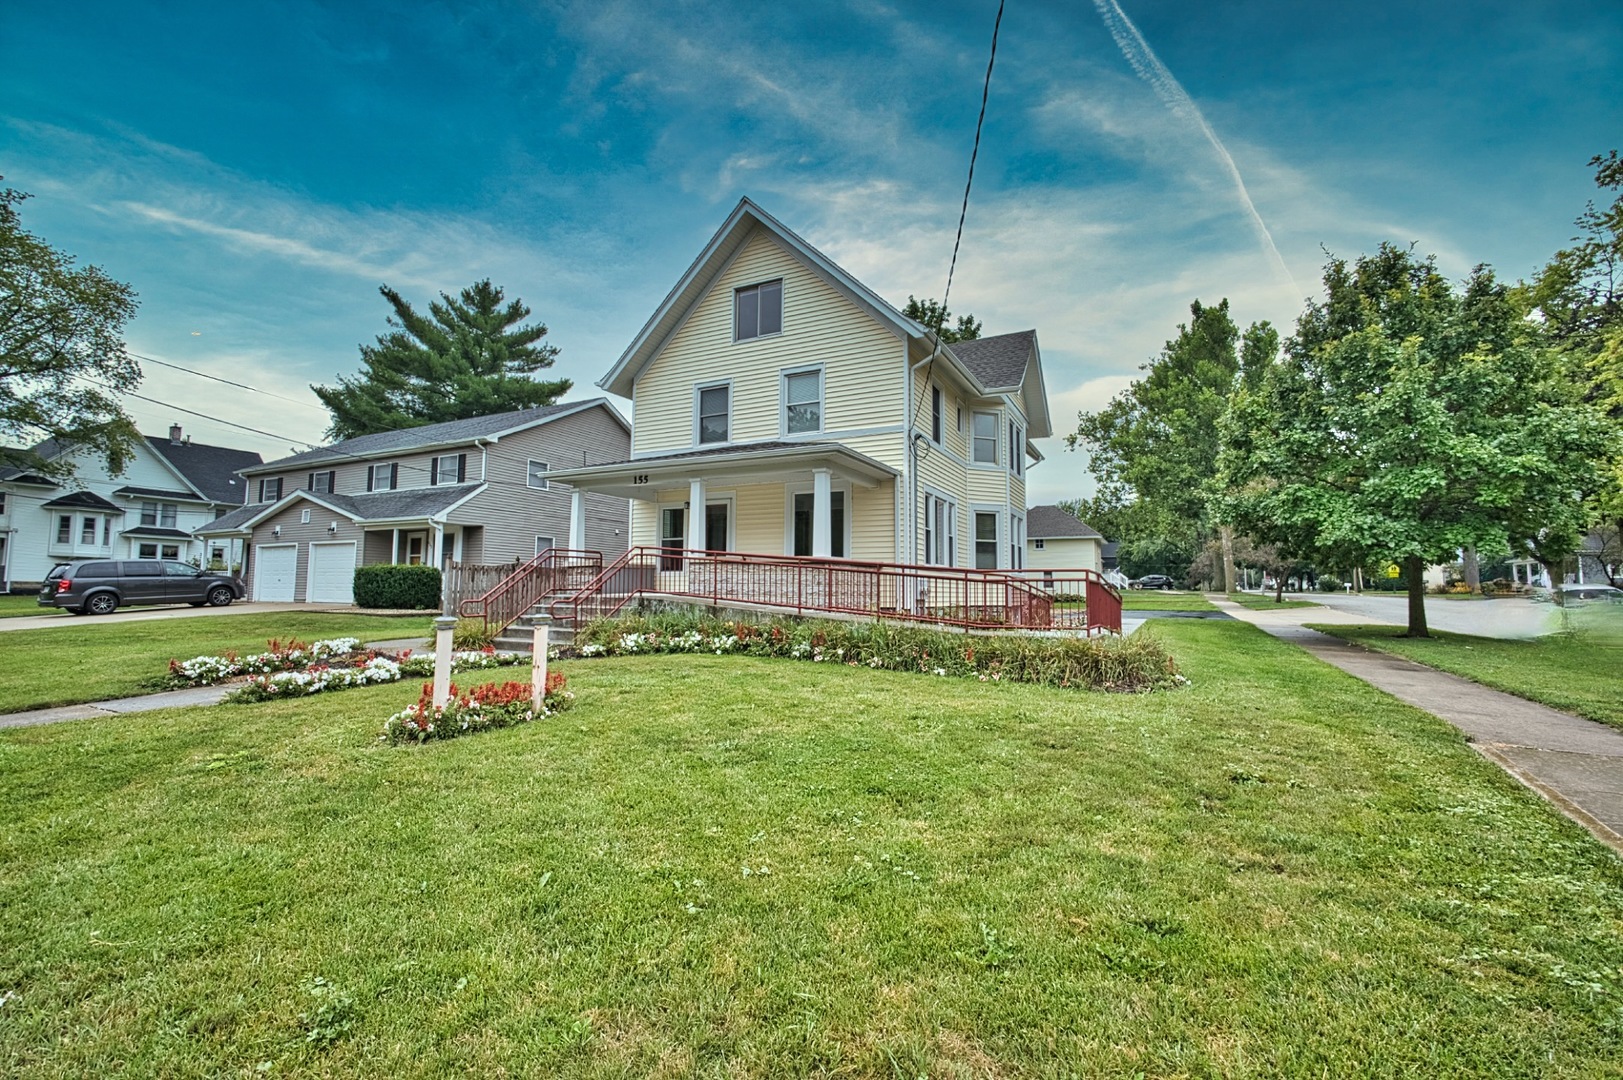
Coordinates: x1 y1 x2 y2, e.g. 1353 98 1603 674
548 442 900 564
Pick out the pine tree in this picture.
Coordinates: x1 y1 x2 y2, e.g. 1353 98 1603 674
314 279 572 439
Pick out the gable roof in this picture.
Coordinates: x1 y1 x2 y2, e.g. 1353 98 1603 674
194 483 485 534
146 437 263 505
1026 504 1103 540
42 490 124 512
241 398 629 475
952 331 1033 390
599 198 929 399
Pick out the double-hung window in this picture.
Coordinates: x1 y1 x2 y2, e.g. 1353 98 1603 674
527 460 549 489
784 368 822 434
923 494 957 567
56 515 71 544
1008 421 1024 477
139 502 176 528
140 501 158 527
697 384 730 445
159 503 177 528
734 279 783 341
972 411 998 464
81 516 97 545
259 477 283 503
432 454 466 485
974 512 999 569
368 463 397 491
930 386 943 444
308 470 336 494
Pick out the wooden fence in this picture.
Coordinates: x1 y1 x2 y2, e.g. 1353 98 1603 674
441 561 528 615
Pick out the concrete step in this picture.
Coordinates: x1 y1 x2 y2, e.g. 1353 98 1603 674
494 613 575 654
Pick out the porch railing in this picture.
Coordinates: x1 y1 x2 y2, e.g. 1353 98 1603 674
458 548 604 633
548 547 1122 634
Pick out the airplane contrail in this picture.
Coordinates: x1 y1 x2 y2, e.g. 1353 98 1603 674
1092 0 1301 296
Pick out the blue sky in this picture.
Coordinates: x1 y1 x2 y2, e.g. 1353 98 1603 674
3 0 1619 506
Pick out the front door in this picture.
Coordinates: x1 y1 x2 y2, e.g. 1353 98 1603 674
704 502 729 553
403 532 427 565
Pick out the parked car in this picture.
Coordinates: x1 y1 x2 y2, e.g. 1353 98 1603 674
1552 583 1623 605
1129 574 1177 590
38 559 246 615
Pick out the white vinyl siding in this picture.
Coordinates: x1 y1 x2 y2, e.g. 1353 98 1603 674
631 230 904 462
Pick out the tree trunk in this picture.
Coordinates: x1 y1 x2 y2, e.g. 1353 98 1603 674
1404 556 1429 637
1462 547 1480 593
1274 575 1285 603
1220 525 1236 594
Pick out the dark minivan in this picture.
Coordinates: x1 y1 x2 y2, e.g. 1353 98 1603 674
39 560 245 615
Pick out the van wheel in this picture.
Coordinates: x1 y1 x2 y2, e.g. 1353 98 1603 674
207 586 234 607
86 593 119 615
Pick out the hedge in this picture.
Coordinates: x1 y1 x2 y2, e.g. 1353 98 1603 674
353 563 442 609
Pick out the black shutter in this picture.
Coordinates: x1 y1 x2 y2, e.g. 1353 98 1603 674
307 472 315 491
366 467 374 492
258 479 266 502
430 458 439 485
327 470 336 493
456 454 466 483
390 463 398 490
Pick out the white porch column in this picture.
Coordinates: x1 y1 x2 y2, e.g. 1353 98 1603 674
391 527 400 564
811 468 833 558
569 487 587 550
687 478 706 551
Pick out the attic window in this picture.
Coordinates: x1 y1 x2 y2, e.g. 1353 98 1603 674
734 279 783 342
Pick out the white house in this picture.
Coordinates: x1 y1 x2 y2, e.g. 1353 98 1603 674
1024 504 1105 573
0 425 261 591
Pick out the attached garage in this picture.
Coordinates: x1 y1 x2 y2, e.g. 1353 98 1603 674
255 544 297 602
307 541 358 604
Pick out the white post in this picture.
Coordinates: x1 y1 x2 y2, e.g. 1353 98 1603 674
812 468 832 558
432 615 456 708
687 478 706 551
392 527 400 563
530 615 551 712
569 488 587 551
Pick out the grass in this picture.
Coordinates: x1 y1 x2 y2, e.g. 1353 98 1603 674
1119 590 1216 611
1226 591 1321 611
0 594 44 618
3 619 1621 1076
0 612 434 714
1314 615 1623 730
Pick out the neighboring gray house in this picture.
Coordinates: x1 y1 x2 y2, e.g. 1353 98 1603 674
1 425 261 591
196 400 631 603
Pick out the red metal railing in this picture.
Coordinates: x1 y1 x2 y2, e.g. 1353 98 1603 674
458 548 603 633
547 547 1123 634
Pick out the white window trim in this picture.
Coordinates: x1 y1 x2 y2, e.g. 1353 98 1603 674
971 410 1000 466
433 454 463 486
370 462 395 491
1009 512 1024 570
693 379 733 447
1034 537 1046 550
300 509 311 525
930 385 944 446
527 459 550 490
534 535 556 556
733 278 785 343
971 505 1002 570
780 364 824 437
782 480 852 557
922 488 959 567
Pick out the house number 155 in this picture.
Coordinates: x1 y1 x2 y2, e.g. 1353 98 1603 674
632 473 649 485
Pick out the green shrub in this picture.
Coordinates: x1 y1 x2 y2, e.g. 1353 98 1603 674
573 612 1183 693
453 617 495 650
353 564 442 609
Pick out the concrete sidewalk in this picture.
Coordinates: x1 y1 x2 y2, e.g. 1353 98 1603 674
1209 596 1623 854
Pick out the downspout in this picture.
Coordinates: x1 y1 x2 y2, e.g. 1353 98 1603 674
903 339 915 565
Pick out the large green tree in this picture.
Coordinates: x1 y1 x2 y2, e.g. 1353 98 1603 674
1067 299 1277 588
315 279 572 440
0 185 141 481
1219 245 1609 636
1526 151 1623 584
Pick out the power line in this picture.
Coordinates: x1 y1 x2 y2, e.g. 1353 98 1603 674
130 352 330 412
910 0 1005 435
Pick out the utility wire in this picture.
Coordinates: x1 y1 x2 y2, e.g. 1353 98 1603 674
130 352 330 412
909 0 1005 437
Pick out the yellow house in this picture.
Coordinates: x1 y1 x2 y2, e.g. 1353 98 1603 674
1024 504 1105 574
549 199 1052 571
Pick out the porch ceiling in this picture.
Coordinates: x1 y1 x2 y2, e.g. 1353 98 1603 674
548 441 898 501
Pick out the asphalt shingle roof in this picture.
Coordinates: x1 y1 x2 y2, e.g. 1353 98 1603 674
246 402 604 472
147 437 263 504
42 491 124 512
951 330 1034 390
121 526 194 540
1026 504 1103 540
195 484 483 533
113 485 212 502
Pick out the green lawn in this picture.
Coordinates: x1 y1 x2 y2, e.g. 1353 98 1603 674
0 613 434 714
1119 590 1216 611
0 594 44 618
1314 617 1623 730
2 620 1620 1076
1226 591 1321 611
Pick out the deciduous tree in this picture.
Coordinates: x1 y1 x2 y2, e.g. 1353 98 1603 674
1219 245 1609 636
902 296 981 343
314 279 571 440
0 184 141 481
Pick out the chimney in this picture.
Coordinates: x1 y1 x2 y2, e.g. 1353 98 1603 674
169 424 184 445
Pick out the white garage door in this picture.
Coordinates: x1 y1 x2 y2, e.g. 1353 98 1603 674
255 544 297 602
308 542 357 604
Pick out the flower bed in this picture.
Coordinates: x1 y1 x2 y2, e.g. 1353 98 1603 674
571 613 1183 693
223 648 526 703
380 674 574 745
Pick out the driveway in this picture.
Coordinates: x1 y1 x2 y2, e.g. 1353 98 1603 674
0 602 425 633
1246 591 1558 639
